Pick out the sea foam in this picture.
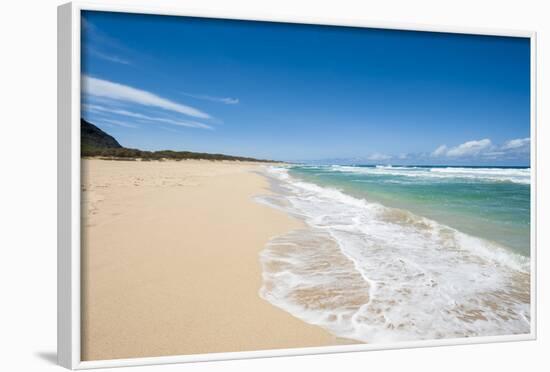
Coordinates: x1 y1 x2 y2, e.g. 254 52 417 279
330 165 531 184
256 166 531 343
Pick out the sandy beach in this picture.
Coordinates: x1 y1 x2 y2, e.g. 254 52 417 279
81 158 338 361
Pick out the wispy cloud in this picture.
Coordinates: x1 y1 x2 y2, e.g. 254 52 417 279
83 104 213 130
368 152 392 161
98 118 138 128
502 137 530 151
180 92 239 105
481 151 506 159
82 76 211 119
88 49 130 65
82 19 133 55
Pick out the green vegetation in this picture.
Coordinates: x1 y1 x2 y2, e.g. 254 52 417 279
80 119 280 162
81 118 277 162
82 146 275 162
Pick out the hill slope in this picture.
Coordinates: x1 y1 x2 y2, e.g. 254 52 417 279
81 118 122 150
80 118 274 162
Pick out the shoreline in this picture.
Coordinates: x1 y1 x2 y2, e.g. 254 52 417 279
258 165 530 342
81 158 530 358
81 159 342 361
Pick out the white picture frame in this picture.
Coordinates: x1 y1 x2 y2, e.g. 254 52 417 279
58 1 537 369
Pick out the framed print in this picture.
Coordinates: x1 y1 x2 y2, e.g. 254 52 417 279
57 1 537 369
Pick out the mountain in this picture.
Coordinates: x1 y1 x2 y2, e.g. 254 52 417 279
80 118 275 162
81 118 122 150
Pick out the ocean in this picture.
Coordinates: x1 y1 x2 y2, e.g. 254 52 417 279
256 164 531 343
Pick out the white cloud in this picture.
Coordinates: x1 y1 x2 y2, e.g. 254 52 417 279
98 118 138 128
501 137 530 151
431 145 448 157
368 153 392 161
430 137 530 161
446 139 492 157
83 104 212 130
82 76 211 119
181 92 239 105
82 20 132 56
89 49 130 65
483 151 506 156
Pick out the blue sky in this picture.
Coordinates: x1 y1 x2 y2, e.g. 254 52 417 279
81 11 531 165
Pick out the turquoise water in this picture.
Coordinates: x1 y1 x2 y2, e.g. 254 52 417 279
288 165 530 257
257 165 531 342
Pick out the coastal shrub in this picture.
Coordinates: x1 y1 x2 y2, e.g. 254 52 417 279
81 145 274 162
